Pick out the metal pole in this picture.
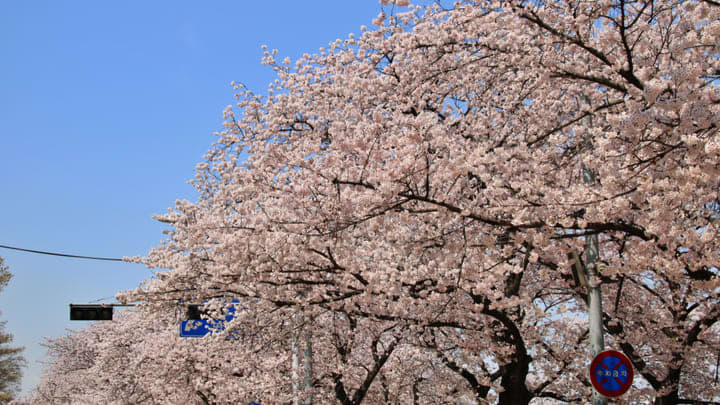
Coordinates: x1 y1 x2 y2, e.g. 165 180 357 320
292 310 314 405
292 314 300 405
584 221 607 405
581 93 607 405
303 325 314 405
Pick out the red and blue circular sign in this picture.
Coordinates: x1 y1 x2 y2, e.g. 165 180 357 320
589 350 634 397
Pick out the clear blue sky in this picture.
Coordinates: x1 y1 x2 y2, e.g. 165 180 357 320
0 0 423 395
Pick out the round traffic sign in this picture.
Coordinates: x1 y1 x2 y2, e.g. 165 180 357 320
589 350 634 397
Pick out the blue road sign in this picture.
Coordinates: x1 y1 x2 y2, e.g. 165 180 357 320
180 319 214 338
179 301 237 338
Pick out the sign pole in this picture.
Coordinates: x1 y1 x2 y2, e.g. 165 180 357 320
585 231 607 405
580 93 607 405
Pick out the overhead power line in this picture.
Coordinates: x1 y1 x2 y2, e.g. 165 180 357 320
0 244 125 262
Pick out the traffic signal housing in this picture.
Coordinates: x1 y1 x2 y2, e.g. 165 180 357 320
70 304 113 321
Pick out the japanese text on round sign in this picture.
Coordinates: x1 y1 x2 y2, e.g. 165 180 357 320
589 350 634 397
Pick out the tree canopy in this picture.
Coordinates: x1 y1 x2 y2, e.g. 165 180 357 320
27 0 720 403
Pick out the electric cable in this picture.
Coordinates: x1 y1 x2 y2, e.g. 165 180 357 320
0 244 125 262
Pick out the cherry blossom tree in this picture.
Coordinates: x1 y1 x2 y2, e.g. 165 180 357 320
20 307 287 404
121 0 719 403
0 257 26 404
21 304 499 404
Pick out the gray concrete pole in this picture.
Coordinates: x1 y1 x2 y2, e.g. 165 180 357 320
303 326 314 405
292 314 300 405
583 164 605 363
581 93 607 405
292 310 314 405
584 221 607 405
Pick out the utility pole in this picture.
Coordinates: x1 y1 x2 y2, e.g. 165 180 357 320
581 94 607 405
292 314 300 405
303 322 314 405
584 204 606 405
291 310 314 405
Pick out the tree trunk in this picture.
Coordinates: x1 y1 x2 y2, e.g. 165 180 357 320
497 361 532 405
652 366 682 405
653 391 679 405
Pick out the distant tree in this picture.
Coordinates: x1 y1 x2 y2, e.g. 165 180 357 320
0 257 25 403
22 303 483 404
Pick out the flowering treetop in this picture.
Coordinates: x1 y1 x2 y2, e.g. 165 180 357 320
119 1 719 402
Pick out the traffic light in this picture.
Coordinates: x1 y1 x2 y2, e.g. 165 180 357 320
69 304 113 321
